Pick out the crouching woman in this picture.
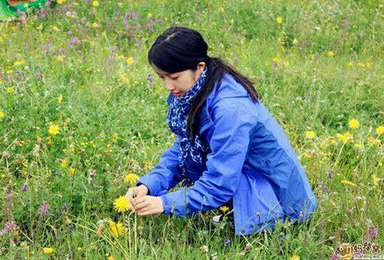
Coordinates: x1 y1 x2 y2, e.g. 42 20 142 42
127 26 317 236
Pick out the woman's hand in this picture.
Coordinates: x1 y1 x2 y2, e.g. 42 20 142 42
131 196 164 216
126 185 148 210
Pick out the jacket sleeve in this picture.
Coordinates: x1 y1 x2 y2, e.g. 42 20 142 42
160 98 256 216
137 135 184 196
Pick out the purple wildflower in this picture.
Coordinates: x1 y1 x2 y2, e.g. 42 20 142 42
45 0 52 7
4 221 18 232
353 251 364 258
0 221 19 236
38 202 49 216
368 226 378 240
224 239 231 246
124 12 130 30
107 55 115 63
147 74 154 89
39 9 48 18
57 48 65 55
21 183 29 192
329 252 339 260
147 74 154 83
123 11 139 31
62 5 69 13
11 238 19 246
42 41 53 54
69 37 80 48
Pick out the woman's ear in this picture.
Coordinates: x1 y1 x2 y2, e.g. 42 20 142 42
197 62 206 73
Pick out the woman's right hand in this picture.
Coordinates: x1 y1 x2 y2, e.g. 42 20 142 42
126 185 149 211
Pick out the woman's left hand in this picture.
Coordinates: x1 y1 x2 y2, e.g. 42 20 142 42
131 196 164 216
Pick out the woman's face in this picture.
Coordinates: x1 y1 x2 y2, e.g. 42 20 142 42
151 62 206 98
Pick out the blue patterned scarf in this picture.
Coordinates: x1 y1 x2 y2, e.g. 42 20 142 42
167 67 209 180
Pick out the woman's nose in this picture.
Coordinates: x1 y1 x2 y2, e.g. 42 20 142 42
164 78 175 91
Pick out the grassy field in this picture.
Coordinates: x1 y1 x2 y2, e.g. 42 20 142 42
0 0 383 259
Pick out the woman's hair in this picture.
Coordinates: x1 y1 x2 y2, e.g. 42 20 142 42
148 26 259 141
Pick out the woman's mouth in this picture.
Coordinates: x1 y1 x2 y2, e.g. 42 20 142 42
172 91 182 97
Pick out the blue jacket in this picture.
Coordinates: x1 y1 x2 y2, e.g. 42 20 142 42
138 73 317 235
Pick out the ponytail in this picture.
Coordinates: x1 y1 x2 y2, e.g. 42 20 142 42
187 57 259 141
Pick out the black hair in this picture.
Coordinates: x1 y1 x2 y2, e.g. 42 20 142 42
148 26 259 141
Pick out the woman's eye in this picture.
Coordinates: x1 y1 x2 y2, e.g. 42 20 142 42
171 76 179 80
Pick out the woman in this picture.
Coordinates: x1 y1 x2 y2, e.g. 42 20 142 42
127 26 317 236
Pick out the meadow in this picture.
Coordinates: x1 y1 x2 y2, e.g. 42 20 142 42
0 0 383 259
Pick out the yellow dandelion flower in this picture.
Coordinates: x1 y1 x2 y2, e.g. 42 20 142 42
6 87 15 95
0 111 5 121
376 126 384 136
336 132 353 143
108 220 125 237
119 74 130 84
48 123 60 136
327 51 335 57
13 60 26 66
372 175 380 186
68 168 76 176
92 1 99 7
341 180 357 187
57 95 63 104
60 159 69 168
56 55 65 62
272 57 280 64
276 16 283 24
124 173 139 185
348 119 359 129
52 26 60 32
113 196 131 213
91 22 99 29
219 206 230 214
126 57 134 65
289 255 300 260
111 133 118 143
108 256 115 260
42 247 54 255
56 0 65 4
305 131 316 139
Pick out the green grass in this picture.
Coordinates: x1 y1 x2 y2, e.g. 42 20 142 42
0 0 383 258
